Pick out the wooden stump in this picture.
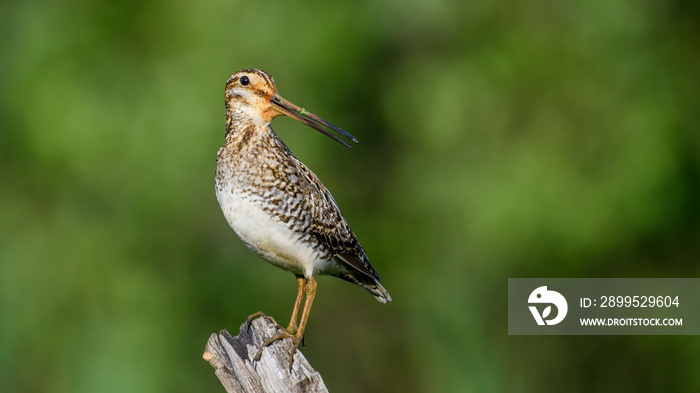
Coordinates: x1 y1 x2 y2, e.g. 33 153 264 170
203 317 328 393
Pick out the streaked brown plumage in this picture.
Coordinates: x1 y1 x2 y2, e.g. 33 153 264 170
215 69 390 366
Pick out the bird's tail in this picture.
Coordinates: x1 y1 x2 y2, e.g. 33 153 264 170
363 281 392 303
335 272 392 303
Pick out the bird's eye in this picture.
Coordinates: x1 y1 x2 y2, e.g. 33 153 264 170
240 76 250 86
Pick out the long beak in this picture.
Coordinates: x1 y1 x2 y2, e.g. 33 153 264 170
271 92 358 148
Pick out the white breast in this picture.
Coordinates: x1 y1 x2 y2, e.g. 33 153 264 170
216 185 319 277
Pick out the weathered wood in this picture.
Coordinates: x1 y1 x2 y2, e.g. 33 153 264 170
203 317 329 393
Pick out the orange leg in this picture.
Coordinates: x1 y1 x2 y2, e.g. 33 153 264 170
286 275 306 334
288 275 316 361
254 276 318 370
245 275 304 333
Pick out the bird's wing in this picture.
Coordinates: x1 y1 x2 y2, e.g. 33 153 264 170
294 161 381 282
336 253 380 281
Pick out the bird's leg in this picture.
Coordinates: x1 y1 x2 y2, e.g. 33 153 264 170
246 275 304 336
246 275 304 334
253 276 308 362
286 275 306 334
253 276 318 370
286 275 317 366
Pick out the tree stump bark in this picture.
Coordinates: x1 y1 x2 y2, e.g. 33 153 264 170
203 316 328 393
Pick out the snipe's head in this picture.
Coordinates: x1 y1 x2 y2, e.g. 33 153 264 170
225 68 358 148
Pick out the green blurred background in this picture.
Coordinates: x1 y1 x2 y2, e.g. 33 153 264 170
1 0 699 391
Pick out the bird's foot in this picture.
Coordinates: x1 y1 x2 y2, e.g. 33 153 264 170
253 328 304 370
244 311 278 332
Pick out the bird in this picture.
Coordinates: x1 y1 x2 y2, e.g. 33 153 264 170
215 68 391 367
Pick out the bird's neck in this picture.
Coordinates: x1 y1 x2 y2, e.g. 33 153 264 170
227 104 267 128
225 105 270 137
222 111 289 160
